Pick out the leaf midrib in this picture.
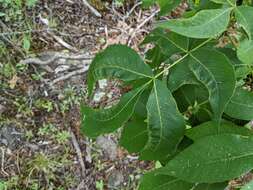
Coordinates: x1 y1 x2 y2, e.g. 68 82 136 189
124 130 148 143
155 33 188 53
153 79 165 152
154 178 180 190
94 65 153 79
230 99 253 108
177 150 253 170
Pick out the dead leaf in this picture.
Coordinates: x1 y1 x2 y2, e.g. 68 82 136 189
9 75 19 89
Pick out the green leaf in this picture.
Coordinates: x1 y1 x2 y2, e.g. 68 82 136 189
0 12 5 17
189 48 236 121
138 168 227 190
186 120 253 140
142 0 156 8
217 48 241 65
173 84 209 113
159 134 253 183
241 180 253 190
237 39 253 65
188 38 216 50
193 182 227 190
142 28 189 55
235 6 253 39
210 0 236 5
23 35 31 52
26 0 37 7
120 117 148 153
173 84 212 125
217 48 251 79
188 0 222 11
142 0 181 15
81 85 146 137
138 168 194 190
225 88 253 120
158 8 232 38
0 182 7 190
119 89 151 153
145 46 166 68
87 45 153 95
167 57 200 92
217 48 251 80
140 79 185 160
158 0 182 16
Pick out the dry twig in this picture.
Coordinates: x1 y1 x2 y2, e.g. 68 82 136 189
1 147 9 177
50 34 78 52
70 131 86 177
82 0 102 17
128 9 159 45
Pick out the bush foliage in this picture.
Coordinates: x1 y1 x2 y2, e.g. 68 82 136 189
81 0 253 189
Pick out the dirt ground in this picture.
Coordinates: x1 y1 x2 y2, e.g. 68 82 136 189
0 0 157 189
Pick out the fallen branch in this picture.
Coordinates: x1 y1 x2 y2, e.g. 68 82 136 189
128 9 159 45
82 0 102 18
70 131 86 178
1 147 9 177
48 31 78 52
50 66 89 86
20 52 93 65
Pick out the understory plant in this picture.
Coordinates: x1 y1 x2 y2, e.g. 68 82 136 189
81 0 253 189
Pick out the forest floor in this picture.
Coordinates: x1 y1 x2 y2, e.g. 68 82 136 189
0 1 157 189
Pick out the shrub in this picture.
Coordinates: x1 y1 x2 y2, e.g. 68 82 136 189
81 0 253 189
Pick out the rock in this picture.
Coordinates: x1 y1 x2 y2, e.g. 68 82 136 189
0 124 24 150
98 79 107 89
93 91 106 102
96 136 117 161
108 170 124 189
0 104 6 115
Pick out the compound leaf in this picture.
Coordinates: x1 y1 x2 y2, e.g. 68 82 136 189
158 8 232 38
